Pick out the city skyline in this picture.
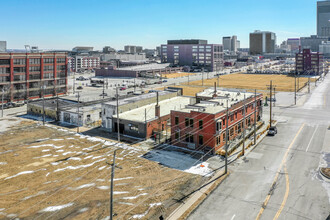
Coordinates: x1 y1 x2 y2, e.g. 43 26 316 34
2 0 320 50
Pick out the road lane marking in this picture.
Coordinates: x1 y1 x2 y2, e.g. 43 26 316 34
305 125 318 152
231 214 236 220
273 165 289 220
255 123 305 220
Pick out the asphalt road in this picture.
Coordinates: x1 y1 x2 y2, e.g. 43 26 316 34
188 74 330 220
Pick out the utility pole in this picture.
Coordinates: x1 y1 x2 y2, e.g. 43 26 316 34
109 149 120 220
116 87 120 142
73 73 75 94
134 78 136 92
145 108 147 140
103 79 105 99
242 94 246 156
266 80 273 127
202 68 204 86
225 99 229 174
273 87 276 107
42 82 45 126
270 81 272 127
56 94 59 122
77 92 80 133
294 73 297 105
1 88 4 118
254 89 257 145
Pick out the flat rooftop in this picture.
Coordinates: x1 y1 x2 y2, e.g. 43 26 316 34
104 90 174 107
117 63 170 71
115 96 192 122
28 99 77 110
177 88 257 114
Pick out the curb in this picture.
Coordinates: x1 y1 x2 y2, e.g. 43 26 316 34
167 171 229 220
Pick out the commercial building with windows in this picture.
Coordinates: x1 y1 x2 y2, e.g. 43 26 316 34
170 88 263 153
0 41 6 52
249 31 276 55
0 52 68 104
68 56 100 72
296 49 324 75
287 38 300 53
160 39 223 72
300 35 330 52
317 0 330 37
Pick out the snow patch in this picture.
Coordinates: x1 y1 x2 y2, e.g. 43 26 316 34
122 193 148 200
39 203 74 212
5 170 35 180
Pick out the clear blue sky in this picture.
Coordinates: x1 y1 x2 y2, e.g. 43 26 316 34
2 0 318 50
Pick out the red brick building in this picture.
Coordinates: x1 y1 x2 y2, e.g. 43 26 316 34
0 52 68 104
170 89 263 153
296 49 323 75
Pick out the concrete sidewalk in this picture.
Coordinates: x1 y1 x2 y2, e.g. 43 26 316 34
167 121 272 220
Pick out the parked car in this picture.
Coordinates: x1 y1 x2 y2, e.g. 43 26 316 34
120 87 126 91
99 93 108 96
162 80 168 83
267 126 277 136
77 86 83 90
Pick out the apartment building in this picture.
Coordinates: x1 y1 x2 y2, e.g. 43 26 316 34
296 49 324 75
68 56 100 72
0 52 68 103
170 88 263 153
160 39 223 72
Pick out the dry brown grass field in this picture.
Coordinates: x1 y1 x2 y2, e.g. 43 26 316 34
0 118 203 220
162 72 195 79
182 74 313 92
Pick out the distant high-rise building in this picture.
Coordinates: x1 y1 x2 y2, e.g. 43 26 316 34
231 35 237 52
0 41 6 52
317 0 330 37
249 31 276 55
222 37 232 51
236 40 240 49
222 36 239 52
124 45 143 54
287 38 300 52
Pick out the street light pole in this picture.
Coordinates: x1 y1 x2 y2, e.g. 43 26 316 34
270 80 273 127
242 94 246 156
77 92 80 133
116 87 120 142
254 89 257 145
1 88 4 118
42 83 46 126
225 99 229 174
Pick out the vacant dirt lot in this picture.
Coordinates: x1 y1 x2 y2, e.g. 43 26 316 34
0 118 206 220
162 72 195 79
182 74 313 92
